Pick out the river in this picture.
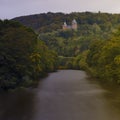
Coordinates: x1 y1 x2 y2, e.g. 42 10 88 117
0 70 120 120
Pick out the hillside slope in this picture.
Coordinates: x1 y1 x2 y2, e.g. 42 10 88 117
12 12 120 33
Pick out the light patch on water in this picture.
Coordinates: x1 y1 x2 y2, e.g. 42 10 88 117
73 89 107 95
37 89 107 97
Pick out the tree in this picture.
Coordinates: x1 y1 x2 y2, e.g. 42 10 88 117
0 20 58 90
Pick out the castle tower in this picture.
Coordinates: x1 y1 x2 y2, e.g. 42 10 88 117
72 19 77 30
62 22 68 30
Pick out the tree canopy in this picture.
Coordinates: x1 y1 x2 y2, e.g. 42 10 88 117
0 20 58 90
11 12 120 85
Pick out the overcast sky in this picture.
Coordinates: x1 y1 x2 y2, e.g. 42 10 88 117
0 0 120 19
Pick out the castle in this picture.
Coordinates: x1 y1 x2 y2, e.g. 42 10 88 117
62 19 77 30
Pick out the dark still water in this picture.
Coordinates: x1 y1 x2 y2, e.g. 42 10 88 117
1 70 120 120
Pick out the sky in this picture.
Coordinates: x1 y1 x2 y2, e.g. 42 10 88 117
0 0 120 19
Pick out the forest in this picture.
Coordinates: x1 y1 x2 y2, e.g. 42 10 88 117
13 12 120 34
0 20 58 90
13 12 120 56
13 12 120 84
1 11 120 90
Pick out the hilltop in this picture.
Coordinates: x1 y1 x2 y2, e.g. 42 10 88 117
12 12 120 57
12 12 120 33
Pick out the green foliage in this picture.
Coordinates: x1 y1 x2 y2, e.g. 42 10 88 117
35 12 120 57
84 28 120 83
13 12 120 34
64 27 120 85
39 30 99 57
12 12 120 84
72 50 89 70
0 20 58 90
13 12 120 57
58 56 74 69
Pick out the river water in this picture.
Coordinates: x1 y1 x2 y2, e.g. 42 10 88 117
0 70 120 120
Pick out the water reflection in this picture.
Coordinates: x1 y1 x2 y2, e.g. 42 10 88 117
0 89 35 120
87 77 120 120
32 70 120 120
103 84 120 118
0 70 120 120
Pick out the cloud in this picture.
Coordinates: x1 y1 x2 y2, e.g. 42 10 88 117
0 0 120 19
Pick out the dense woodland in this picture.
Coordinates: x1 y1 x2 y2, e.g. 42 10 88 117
13 12 120 34
13 12 120 56
1 12 120 90
13 12 120 84
0 20 58 90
